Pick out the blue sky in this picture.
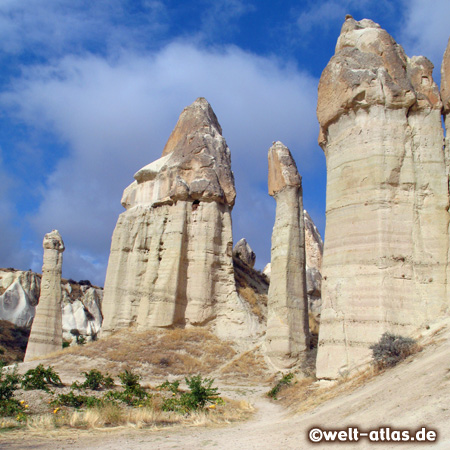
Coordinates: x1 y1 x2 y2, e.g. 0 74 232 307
0 0 449 286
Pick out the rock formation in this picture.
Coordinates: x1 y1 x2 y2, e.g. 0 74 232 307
316 17 449 379
265 141 309 368
0 270 40 328
262 210 324 337
233 238 256 268
24 230 65 361
102 98 259 341
304 211 323 337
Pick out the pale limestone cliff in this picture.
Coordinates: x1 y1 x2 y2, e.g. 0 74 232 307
316 17 449 379
233 238 256 268
24 230 65 361
304 210 323 337
0 269 103 343
265 141 309 369
102 98 262 342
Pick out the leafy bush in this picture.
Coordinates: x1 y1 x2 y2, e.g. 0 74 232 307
160 375 221 413
21 364 63 392
103 369 148 406
0 363 23 416
72 369 114 391
370 332 418 369
53 390 102 409
267 373 294 399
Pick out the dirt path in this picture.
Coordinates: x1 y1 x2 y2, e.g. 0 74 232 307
2 323 450 450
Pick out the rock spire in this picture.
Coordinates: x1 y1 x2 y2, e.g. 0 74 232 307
102 98 257 340
24 230 65 361
316 17 449 379
265 141 309 368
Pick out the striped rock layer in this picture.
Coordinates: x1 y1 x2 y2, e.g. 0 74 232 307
265 141 309 369
24 230 65 361
316 17 450 379
101 98 260 341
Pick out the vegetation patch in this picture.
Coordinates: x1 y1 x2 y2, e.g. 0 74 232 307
370 332 419 370
267 373 295 399
21 364 63 392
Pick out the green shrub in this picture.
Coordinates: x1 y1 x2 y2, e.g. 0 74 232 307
0 363 23 416
72 369 114 391
267 373 294 399
160 375 221 413
21 364 63 392
370 332 418 369
53 390 102 409
102 369 148 406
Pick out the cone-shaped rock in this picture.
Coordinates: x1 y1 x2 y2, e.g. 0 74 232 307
24 230 64 361
265 141 309 369
316 17 449 379
102 98 256 339
233 238 256 268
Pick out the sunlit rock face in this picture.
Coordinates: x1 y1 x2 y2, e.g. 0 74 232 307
102 98 260 342
0 269 102 344
24 230 65 361
265 141 309 369
316 17 449 379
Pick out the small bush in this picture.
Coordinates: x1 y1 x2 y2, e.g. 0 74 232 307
21 364 63 392
267 373 294 399
0 363 23 416
78 280 92 286
72 369 114 391
160 375 222 413
53 391 102 409
370 332 418 369
103 369 149 406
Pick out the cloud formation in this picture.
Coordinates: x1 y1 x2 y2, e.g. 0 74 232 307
3 43 320 285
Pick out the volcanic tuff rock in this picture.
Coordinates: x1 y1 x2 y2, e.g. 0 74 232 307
262 211 323 337
24 230 65 361
102 98 261 342
316 17 449 379
265 141 309 369
0 269 103 344
233 238 256 268
304 210 323 337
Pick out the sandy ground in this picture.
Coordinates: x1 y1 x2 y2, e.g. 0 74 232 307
1 322 449 450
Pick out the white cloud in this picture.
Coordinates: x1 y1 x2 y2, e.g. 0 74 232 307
0 0 168 57
400 0 450 76
3 43 321 285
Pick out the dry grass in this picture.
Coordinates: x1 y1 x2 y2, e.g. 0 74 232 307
220 348 270 382
44 327 237 379
273 366 383 415
3 395 253 435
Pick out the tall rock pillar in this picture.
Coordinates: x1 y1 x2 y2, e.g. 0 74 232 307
24 230 64 361
316 17 449 379
265 141 309 369
102 98 256 340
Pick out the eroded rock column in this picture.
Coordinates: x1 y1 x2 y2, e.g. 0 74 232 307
24 230 64 361
265 141 309 369
316 17 449 379
102 98 257 340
